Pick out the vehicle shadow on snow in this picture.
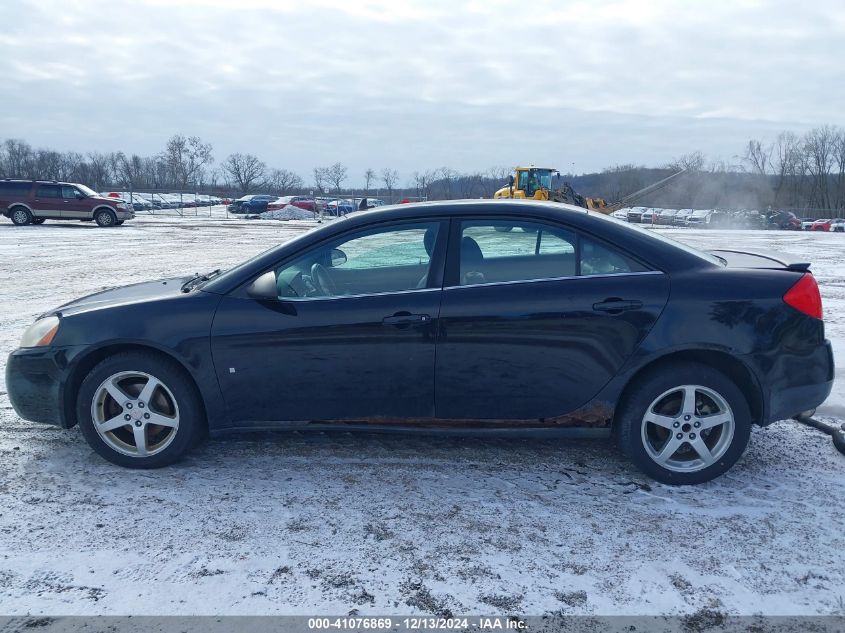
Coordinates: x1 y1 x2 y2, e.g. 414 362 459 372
33 421 837 505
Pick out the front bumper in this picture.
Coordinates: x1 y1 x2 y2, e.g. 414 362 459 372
5 347 72 427
115 209 135 220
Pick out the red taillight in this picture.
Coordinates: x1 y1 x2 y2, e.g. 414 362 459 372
783 273 823 320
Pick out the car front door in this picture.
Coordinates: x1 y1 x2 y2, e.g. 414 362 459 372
60 185 91 219
31 184 62 219
434 218 670 421
209 219 447 427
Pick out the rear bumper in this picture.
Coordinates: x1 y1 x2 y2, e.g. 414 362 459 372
5 347 73 427
763 340 834 424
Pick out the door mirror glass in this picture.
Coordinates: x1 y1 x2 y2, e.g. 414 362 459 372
246 270 278 300
330 248 347 267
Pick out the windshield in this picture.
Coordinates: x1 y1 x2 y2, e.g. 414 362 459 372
593 212 725 266
77 184 98 197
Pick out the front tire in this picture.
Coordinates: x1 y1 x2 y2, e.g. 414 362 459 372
76 351 204 468
10 206 32 225
95 209 117 227
616 363 751 485
32 218 46 224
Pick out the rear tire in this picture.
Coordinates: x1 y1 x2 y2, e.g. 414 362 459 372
615 362 751 485
10 206 32 225
76 351 204 468
95 209 117 227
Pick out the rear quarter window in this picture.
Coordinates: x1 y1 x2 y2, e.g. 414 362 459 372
0 182 33 198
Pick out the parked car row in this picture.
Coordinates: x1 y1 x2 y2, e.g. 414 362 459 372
103 192 226 211
228 195 386 216
618 207 843 231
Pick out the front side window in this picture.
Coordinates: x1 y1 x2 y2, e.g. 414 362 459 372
272 222 440 299
61 185 80 199
457 220 648 286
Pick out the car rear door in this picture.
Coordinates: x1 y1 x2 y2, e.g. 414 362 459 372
209 219 448 427
31 184 62 218
434 217 670 421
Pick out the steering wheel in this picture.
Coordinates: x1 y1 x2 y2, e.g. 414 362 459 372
310 263 338 296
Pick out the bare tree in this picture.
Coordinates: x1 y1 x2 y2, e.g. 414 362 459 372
1 139 34 177
743 140 771 175
162 134 213 191
327 162 348 194
86 152 113 190
436 167 459 199
666 151 706 172
313 166 330 195
364 168 376 195
412 170 437 200
458 171 485 198
221 153 266 195
804 125 836 209
269 168 303 195
380 168 399 201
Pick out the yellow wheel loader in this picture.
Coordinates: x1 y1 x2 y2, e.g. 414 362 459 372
493 165 686 214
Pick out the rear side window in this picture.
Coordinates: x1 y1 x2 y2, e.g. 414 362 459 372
35 184 61 198
456 219 648 286
0 182 33 198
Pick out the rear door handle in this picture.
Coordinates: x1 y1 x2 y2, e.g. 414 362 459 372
382 312 431 326
592 298 643 313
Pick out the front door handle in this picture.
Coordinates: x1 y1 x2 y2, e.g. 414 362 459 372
592 298 643 313
382 312 431 326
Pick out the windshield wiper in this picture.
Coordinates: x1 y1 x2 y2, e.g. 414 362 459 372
181 269 221 292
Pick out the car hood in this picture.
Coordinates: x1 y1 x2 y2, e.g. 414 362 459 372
44 277 192 318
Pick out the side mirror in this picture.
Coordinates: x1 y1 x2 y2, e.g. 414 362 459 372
330 248 347 267
246 270 277 300
75 192 86 199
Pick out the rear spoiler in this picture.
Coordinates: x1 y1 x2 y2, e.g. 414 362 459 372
710 249 811 272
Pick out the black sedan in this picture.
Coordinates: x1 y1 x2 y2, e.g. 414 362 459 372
6 200 834 484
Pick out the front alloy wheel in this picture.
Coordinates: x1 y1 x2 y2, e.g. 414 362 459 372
77 351 203 467
91 371 180 457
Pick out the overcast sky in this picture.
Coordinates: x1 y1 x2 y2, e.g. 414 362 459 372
0 0 842 184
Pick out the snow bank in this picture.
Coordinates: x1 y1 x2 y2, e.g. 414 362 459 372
258 205 318 221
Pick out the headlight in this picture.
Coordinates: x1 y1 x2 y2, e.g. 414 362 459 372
20 316 60 348
116 202 127 209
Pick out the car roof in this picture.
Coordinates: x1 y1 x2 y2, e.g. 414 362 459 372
203 199 720 295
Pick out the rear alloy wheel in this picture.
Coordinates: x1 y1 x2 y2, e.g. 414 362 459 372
617 363 751 484
77 352 203 467
95 209 117 227
10 206 32 225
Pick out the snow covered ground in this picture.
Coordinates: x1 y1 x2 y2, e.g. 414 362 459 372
0 216 843 617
